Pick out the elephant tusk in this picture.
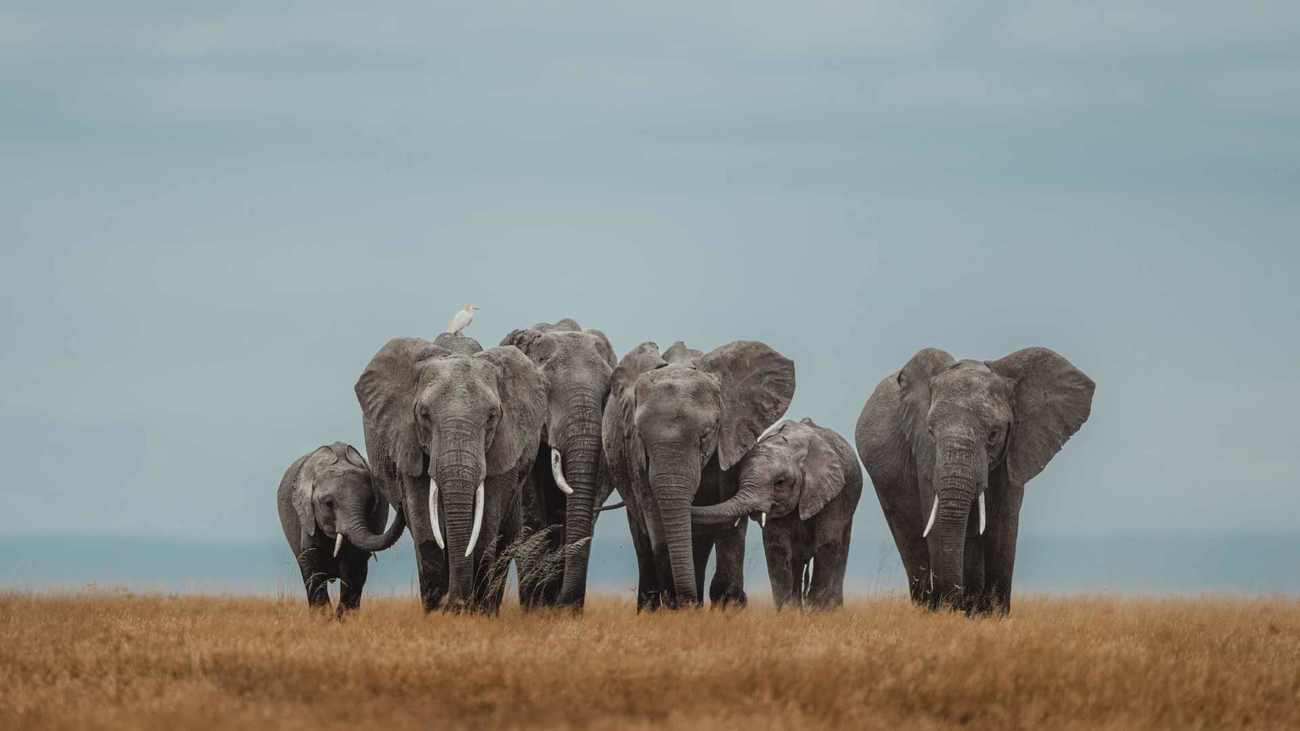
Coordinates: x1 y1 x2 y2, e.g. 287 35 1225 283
978 492 986 535
922 495 938 538
465 481 484 558
760 512 767 528
733 517 741 528
550 449 574 495
333 532 344 558
429 479 445 550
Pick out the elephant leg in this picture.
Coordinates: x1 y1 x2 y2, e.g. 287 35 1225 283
414 538 448 613
962 519 986 614
981 473 1024 615
709 522 748 609
762 528 796 610
480 485 519 614
626 508 661 612
877 479 931 605
808 533 848 610
295 536 332 610
336 550 369 616
692 533 714 603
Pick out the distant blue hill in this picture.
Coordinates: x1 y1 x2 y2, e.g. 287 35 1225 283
2 531 1296 597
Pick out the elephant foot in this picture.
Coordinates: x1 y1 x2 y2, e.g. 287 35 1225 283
636 591 662 613
710 586 748 610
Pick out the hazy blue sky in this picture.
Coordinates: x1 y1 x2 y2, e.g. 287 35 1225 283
2 1 1297 571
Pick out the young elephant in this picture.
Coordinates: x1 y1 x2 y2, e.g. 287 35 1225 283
277 442 406 614
692 418 862 610
856 347 1094 614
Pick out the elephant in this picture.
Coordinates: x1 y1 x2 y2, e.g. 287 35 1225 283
276 442 406 615
855 347 1094 614
355 332 547 613
692 418 862 610
500 318 617 609
603 340 795 610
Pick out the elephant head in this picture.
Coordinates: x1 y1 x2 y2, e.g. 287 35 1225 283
691 418 845 528
890 347 1094 607
292 442 406 555
501 318 616 607
604 340 795 607
355 333 546 607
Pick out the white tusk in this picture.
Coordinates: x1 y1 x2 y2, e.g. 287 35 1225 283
333 532 344 558
808 556 815 586
760 512 767 528
550 449 574 495
429 479 445 550
465 481 484 558
733 517 741 528
978 492 986 535
922 495 939 538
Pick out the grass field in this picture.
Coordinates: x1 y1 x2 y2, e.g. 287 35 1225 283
1 592 1297 730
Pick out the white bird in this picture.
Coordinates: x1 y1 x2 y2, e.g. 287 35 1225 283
446 304 479 336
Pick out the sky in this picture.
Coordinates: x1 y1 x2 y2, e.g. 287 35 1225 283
2 3 1298 585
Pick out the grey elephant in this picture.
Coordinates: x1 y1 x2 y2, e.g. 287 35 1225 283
276 442 406 614
500 318 617 609
692 418 862 610
856 347 1095 613
355 333 547 613
603 340 795 610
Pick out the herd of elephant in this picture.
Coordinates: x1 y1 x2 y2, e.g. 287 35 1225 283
277 318 1095 617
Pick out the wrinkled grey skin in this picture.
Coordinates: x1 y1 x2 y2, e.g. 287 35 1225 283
276 442 406 616
856 347 1094 614
501 318 617 610
693 418 862 610
355 333 547 613
604 340 795 610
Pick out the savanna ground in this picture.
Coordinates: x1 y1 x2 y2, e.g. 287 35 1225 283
1 591 1297 730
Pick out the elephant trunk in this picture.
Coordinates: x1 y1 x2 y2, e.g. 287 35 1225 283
691 479 769 526
434 420 485 611
926 434 987 609
339 496 407 553
555 397 603 607
648 444 702 608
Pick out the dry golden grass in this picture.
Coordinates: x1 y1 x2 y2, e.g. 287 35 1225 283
1 592 1297 730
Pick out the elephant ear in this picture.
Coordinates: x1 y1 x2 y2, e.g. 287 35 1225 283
292 446 336 537
795 420 847 521
987 347 1095 486
500 327 544 355
355 338 445 479
478 345 548 476
700 341 796 471
586 329 617 369
896 348 956 461
603 342 667 485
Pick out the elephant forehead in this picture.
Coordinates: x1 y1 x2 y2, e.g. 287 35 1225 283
421 356 494 385
637 365 719 400
543 332 612 369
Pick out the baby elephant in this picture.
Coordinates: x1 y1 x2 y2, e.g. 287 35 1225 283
277 442 406 614
693 418 862 610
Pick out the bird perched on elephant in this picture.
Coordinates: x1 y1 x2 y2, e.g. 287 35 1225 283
355 332 547 613
277 442 406 615
500 318 617 609
692 418 862 610
604 340 795 610
856 347 1095 614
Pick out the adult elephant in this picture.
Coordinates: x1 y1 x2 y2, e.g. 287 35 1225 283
856 347 1094 614
604 340 795 610
501 318 616 609
355 333 547 613
691 418 862 610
